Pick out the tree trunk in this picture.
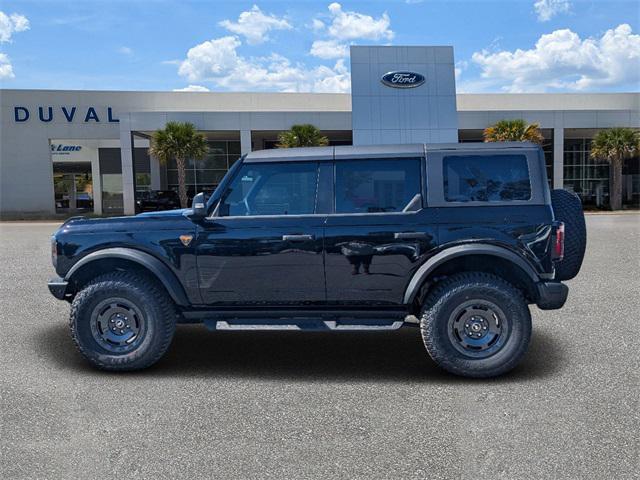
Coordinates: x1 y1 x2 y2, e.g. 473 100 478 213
609 159 623 210
176 157 189 209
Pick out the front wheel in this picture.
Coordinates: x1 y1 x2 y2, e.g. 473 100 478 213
69 271 177 371
420 272 531 378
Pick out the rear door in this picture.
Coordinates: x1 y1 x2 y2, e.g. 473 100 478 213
323 152 437 306
195 160 326 306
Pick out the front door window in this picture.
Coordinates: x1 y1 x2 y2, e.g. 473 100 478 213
220 162 319 216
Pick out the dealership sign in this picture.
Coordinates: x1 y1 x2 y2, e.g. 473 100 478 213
381 71 425 89
51 144 82 155
13 106 119 123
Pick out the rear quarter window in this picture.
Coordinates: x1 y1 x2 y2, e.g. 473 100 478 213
443 154 531 202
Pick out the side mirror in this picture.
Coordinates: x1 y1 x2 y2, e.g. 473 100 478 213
189 192 207 220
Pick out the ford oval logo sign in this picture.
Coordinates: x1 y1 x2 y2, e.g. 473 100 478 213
381 71 425 89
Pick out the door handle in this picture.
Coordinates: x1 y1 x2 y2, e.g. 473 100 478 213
282 234 315 242
394 232 428 240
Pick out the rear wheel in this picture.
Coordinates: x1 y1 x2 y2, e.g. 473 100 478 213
420 272 531 378
69 271 176 371
551 189 587 281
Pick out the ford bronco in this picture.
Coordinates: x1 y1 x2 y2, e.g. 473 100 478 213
48 143 586 377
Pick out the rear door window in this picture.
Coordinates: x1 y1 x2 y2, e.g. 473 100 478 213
335 158 422 213
443 154 531 202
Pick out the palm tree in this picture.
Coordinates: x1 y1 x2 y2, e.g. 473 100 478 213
277 124 329 148
590 127 640 210
149 121 208 209
483 119 544 145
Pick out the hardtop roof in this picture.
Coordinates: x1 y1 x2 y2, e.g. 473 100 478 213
243 142 539 163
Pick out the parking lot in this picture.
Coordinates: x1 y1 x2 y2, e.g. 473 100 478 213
1 214 638 479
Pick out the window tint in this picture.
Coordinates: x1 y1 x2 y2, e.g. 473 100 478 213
444 154 531 202
222 162 318 216
335 158 421 213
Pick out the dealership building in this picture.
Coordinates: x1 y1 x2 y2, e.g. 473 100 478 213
1 45 638 217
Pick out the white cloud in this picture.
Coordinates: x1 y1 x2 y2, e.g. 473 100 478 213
534 0 570 22
310 18 325 32
178 36 244 82
219 5 291 45
118 46 133 55
310 39 348 59
173 85 210 92
0 11 29 43
177 35 350 93
0 52 14 79
311 58 351 93
309 3 393 59
471 24 640 92
325 3 393 41
454 60 468 80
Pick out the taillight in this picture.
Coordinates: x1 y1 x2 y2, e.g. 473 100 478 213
552 222 565 261
51 236 58 268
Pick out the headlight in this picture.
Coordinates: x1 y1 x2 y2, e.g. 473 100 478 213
51 236 58 269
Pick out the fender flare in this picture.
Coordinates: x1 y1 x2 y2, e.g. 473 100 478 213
65 247 190 306
403 244 540 304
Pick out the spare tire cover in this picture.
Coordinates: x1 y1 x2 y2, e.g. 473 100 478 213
551 189 587 281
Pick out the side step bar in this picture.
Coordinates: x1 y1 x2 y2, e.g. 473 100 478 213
203 318 405 331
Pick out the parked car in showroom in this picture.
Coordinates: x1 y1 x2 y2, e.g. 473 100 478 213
48 143 586 378
135 190 180 212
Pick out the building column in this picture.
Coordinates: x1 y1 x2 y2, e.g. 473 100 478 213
553 127 564 189
119 116 136 215
240 129 252 155
91 149 103 215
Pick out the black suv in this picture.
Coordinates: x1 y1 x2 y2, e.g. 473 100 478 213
48 143 586 377
135 190 180 212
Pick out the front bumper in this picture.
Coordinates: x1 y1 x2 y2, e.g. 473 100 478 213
535 281 568 310
48 277 70 301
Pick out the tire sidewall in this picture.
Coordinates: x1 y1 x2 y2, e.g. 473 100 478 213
71 276 171 369
422 277 531 377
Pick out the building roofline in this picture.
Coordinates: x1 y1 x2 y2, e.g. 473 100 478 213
1 89 637 112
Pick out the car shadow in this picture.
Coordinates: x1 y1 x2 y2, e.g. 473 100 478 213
36 323 564 383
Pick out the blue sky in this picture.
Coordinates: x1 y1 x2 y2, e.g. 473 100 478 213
0 0 638 93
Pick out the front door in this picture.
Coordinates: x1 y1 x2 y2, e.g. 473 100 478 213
323 157 436 306
52 162 94 214
195 161 326 306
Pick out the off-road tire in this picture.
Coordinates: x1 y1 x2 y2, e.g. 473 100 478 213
551 189 587 281
69 271 177 371
420 272 532 378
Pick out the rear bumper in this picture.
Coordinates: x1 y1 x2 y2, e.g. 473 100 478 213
535 281 568 310
48 277 70 301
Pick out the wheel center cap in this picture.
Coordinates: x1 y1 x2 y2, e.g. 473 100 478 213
471 323 481 332
115 319 125 329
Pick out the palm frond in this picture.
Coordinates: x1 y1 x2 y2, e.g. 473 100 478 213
483 119 544 145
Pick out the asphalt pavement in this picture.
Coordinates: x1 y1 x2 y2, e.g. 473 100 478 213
1 214 638 479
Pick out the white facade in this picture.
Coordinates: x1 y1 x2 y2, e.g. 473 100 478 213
0 46 638 217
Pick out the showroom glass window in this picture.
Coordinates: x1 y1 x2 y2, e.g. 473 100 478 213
563 137 610 208
166 140 241 199
334 158 421 213
444 154 531 202
220 162 318 216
